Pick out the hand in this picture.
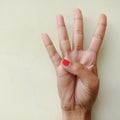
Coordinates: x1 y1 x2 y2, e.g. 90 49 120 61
41 8 107 119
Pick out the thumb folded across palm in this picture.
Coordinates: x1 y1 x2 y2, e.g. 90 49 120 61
62 58 99 91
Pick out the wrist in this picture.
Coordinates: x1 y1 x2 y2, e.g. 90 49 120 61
62 109 91 120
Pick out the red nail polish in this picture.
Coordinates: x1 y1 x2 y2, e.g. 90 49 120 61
62 59 70 66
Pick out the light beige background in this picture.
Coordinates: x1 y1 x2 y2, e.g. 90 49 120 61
0 0 120 120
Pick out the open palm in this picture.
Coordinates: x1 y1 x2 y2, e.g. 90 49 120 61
42 8 107 111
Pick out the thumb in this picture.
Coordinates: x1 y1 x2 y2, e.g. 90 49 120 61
62 58 99 91
62 58 93 79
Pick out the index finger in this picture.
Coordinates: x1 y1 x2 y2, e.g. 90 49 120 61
56 15 71 57
88 14 107 54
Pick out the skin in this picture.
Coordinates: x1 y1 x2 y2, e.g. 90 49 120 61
41 8 107 120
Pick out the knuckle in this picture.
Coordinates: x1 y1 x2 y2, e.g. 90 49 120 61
73 63 84 74
74 26 83 37
58 24 65 28
93 33 104 40
46 45 53 54
51 51 57 59
63 35 68 41
98 22 107 27
74 27 83 35
74 17 83 21
75 45 82 50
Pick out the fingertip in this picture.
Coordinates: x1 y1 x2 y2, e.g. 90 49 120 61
56 14 63 19
41 33 48 39
100 13 107 18
56 15 65 28
41 33 45 39
73 8 82 17
56 14 64 24
74 8 82 12
99 13 107 25
41 33 51 46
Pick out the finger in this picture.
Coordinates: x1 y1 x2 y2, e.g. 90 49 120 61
73 8 84 50
56 15 71 56
41 33 61 68
88 14 107 54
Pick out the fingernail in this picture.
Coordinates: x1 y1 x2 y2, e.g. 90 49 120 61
62 59 70 66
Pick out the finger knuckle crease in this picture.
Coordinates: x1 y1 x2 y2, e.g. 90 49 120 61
74 65 83 73
58 24 65 28
98 22 107 27
74 29 83 35
74 17 83 21
94 33 104 40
